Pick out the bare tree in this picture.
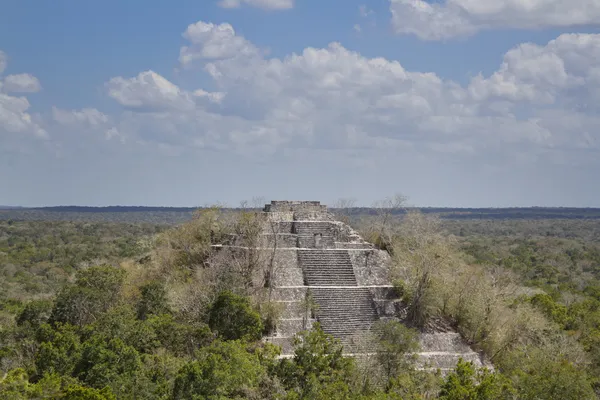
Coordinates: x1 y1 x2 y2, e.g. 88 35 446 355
390 210 454 328
332 197 357 225
368 193 408 250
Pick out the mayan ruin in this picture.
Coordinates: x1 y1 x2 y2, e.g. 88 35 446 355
216 200 486 370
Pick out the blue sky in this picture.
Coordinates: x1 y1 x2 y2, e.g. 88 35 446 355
1 0 599 207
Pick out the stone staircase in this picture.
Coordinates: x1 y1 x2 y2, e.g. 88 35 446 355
255 201 487 371
294 222 335 248
417 332 486 371
310 287 379 349
298 246 380 351
298 250 357 286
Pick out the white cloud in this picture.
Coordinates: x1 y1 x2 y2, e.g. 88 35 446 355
217 0 294 10
390 0 600 40
0 93 47 138
193 89 226 104
0 50 6 75
105 70 195 111
179 22 260 67
0 52 46 138
467 34 600 109
52 107 109 126
105 127 126 143
102 22 600 165
2 74 42 93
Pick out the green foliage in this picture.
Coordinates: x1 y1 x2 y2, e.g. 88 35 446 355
16 300 52 329
513 358 596 400
375 320 420 384
35 323 82 377
208 291 263 341
529 293 568 327
3 210 600 399
172 340 269 399
277 324 357 399
83 306 158 353
75 265 127 295
0 220 162 302
49 265 125 327
391 279 412 303
385 369 442 400
154 207 229 273
136 280 170 320
148 313 213 356
0 369 66 399
74 337 141 390
62 385 116 400
439 359 515 400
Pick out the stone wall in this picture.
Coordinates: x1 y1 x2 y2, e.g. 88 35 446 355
349 249 392 286
218 200 485 368
264 201 327 213
261 233 298 248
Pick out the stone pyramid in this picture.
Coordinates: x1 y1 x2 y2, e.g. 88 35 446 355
222 201 486 370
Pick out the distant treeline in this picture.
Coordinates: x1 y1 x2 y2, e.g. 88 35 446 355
0 206 599 224
29 206 200 213
346 207 600 219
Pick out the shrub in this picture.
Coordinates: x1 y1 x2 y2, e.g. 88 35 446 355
208 291 263 341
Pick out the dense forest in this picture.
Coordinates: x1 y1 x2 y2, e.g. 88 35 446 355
1 206 599 399
2 206 600 224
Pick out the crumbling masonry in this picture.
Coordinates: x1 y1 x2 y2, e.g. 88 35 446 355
221 201 485 371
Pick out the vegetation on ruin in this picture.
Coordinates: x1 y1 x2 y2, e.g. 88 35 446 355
1 202 599 398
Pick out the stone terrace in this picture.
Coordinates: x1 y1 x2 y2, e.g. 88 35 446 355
222 201 486 369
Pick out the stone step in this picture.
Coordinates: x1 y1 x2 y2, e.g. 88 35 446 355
269 287 308 301
309 287 379 339
301 268 355 273
416 352 484 370
297 236 336 249
302 264 355 268
312 310 375 315
419 333 474 354
317 314 377 319
294 223 334 235
264 337 295 354
299 252 352 257
299 248 358 286
273 301 308 319
276 318 316 337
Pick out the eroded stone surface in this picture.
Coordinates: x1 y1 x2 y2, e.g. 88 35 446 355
218 201 486 370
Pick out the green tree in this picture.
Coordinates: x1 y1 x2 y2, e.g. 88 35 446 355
83 306 158 353
74 265 126 298
439 359 515 400
172 340 268 399
74 337 141 390
62 385 116 400
147 313 213 356
529 293 568 328
136 281 170 320
16 300 53 330
0 369 63 399
514 359 596 400
374 320 420 387
208 291 263 341
35 323 82 377
49 265 126 327
277 323 357 399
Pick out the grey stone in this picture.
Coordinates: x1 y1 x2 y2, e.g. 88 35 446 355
216 201 488 369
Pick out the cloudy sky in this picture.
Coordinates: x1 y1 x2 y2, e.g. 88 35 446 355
1 0 599 207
